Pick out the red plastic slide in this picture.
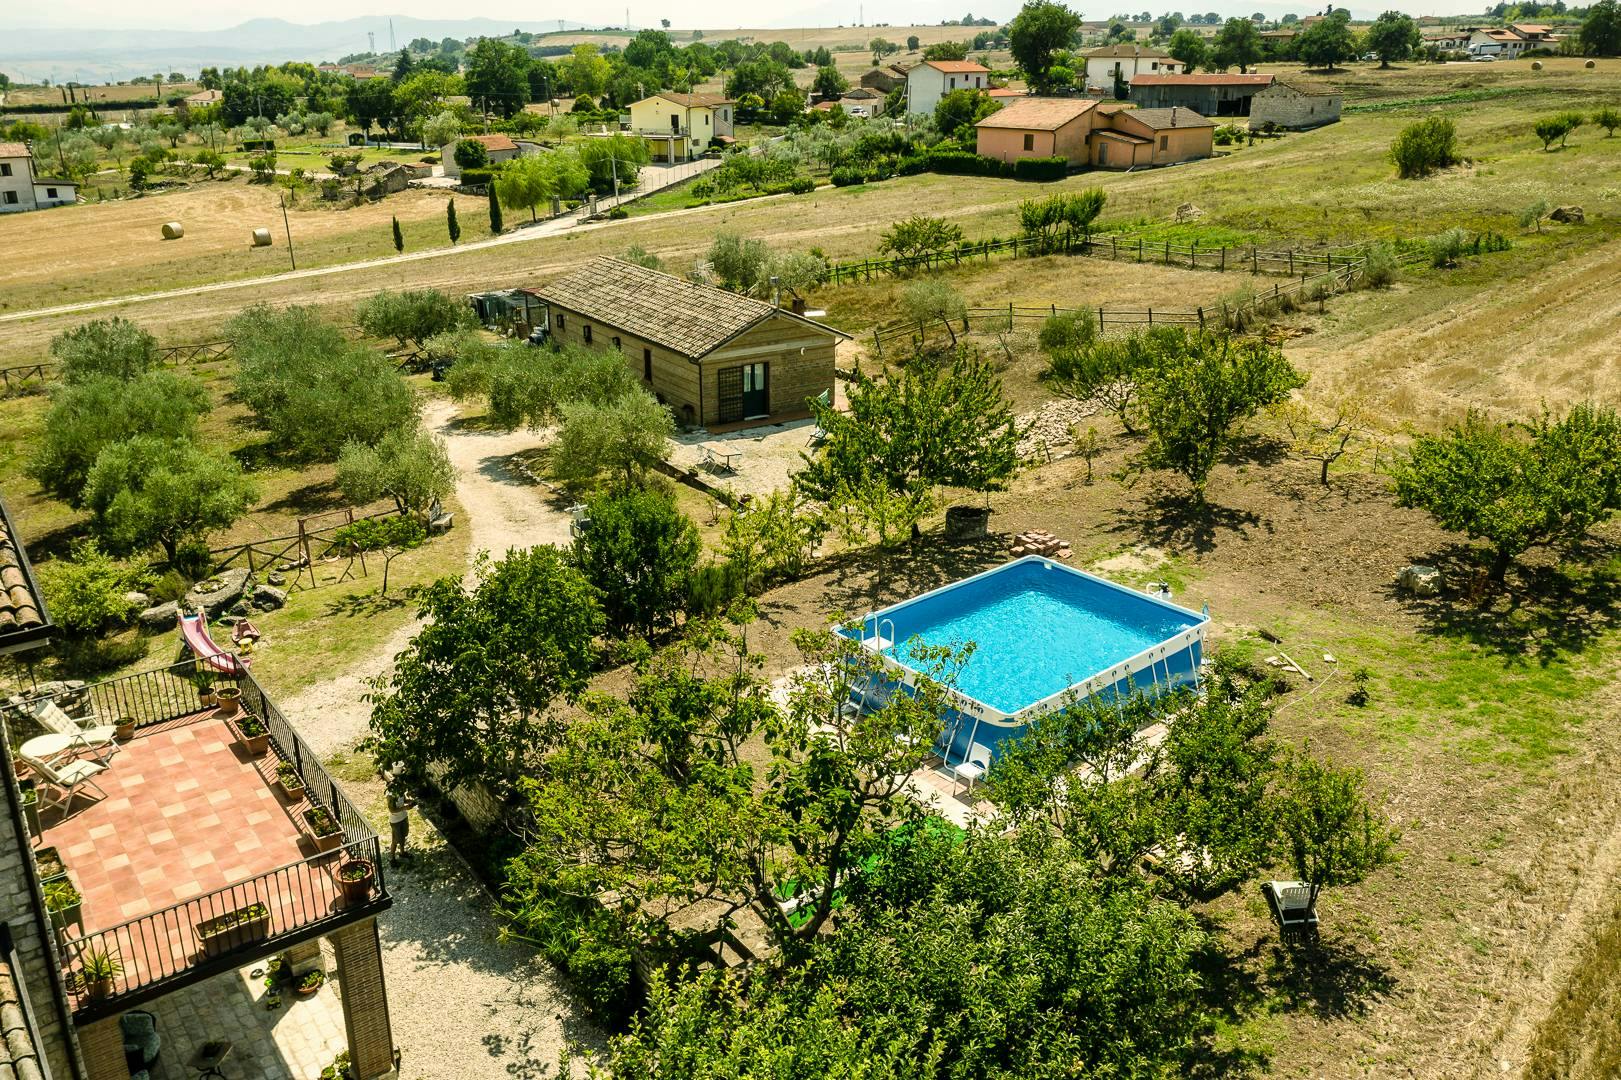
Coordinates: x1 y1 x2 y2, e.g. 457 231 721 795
178 612 252 675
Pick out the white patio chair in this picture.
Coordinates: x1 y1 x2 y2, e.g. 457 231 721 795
23 753 110 813
30 701 120 763
953 742 992 795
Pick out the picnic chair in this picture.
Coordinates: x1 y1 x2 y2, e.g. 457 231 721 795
1264 880 1320 944
952 742 993 795
24 752 110 813
29 700 120 763
806 388 832 446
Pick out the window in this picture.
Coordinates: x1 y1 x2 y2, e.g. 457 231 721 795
612 336 621 351
1 192 15 205
0 163 10 176
950 77 956 88
1022 133 1034 152
1159 135 1168 150
45 188 56 199
555 313 565 331
643 347 653 381
703 114 709 125
583 325 592 344
1151 61 1159 70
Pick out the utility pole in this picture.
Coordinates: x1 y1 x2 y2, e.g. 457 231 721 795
280 194 296 271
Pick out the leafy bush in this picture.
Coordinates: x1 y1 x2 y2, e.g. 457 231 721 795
762 176 816 195
336 428 455 519
49 318 159 384
573 487 700 639
356 288 476 351
38 540 153 636
82 436 258 562
458 168 493 188
687 559 747 616
1389 115 1459 179
552 389 675 491
1011 155 1067 181
1426 227 1470 268
29 372 209 506
607 206 629 219
830 166 866 186
1359 242 1400 289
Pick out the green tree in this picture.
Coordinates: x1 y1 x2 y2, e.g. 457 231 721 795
877 214 966 263
900 279 967 344
1134 331 1306 502
332 515 425 595
1018 188 1107 252
49 317 159 384
463 37 531 118
391 215 404 253
1389 115 1459 178
1592 106 1621 136
907 33 921 50
421 109 462 149
1296 10 1358 69
192 147 226 177
453 137 489 170
336 427 455 519
356 288 476 350
1580 0 1621 55
29 372 209 505
553 388 675 489
1008 0 1083 91
1167 27 1211 68
446 197 460 244
38 540 153 637
1391 406 1621 582
488 191 504 234
363 546 603 799
799 347 1019 540
933 87 1000 139
81 436 257 562
572 487 700 638
812 65 849 99
1273 752 1399 909
566 44 612 98
923 40 970 60
1213 17 1263 71
1362 10 1420 66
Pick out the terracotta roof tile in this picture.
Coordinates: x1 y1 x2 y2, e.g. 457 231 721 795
655 92 735 107
0 496 50 653
467 133 517 152
1130 73 1275 86
1116 106 1216 130
1082 44 1172 58
0 144 30 159
0 955 45 1080
976 96 1096 131
922 60 990 73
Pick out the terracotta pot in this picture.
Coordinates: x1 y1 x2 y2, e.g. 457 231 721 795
335 859 375 906
216 686 243 718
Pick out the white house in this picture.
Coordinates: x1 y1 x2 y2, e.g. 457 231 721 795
1468 28 1532 56
906 59 990 116
0 143 77 213
1081 45 1184 92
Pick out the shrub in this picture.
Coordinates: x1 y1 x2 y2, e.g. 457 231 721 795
572 487 700 639
1359 243 1400 289
687 559 747 616
830 166 866 186
50 318 159 384
458 169 493 188
607 206 629 219
1426 227 1470 268
38 540 152 636
336 428 455 519
1389 116 1459 179
356 288 476 351
1011 155 1067 182
453 138 489 170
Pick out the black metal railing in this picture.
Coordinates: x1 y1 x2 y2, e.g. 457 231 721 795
3 662 241 740
60 835 386 1015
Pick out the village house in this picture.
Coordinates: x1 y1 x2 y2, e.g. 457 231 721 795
0 143 78 213
626 92 736 162
1080 45 1184 93
440 132 522 178
816 87 887 118
1468 27 1533 56
905 59 990 116
860 62 911 93
975 97 1215 170
529 258 848 429
182 88 223 107
1248 80 1342 129
1128 73 1275 117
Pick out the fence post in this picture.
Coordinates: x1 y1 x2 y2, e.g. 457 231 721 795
1013 237 1019 257
1189 246 1197 270
1098 306 1105 333
1289 251 1294 277
1164 241 1171 266
873 327 883 358
1148 308 1153 325
1138 239 1144 263
1197 307 1204 329
1220 247 1226 272
1252 247 1258 274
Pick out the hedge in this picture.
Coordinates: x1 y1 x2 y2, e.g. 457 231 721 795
830 167 866 187
762 176 816 195
459 169 494 187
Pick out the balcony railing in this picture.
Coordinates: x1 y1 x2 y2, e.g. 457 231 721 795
6 662 389 1020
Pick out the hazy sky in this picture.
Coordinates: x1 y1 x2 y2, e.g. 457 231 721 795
15 0 1496 32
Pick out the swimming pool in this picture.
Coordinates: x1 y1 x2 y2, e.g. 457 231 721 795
850 556 1209 766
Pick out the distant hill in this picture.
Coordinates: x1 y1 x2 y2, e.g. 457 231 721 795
0 16 595 84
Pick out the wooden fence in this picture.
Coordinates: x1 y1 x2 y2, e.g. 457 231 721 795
0 340 233 392
826 232 1366 287
205 505 402 590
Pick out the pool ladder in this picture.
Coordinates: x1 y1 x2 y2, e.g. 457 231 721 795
864 617 895 653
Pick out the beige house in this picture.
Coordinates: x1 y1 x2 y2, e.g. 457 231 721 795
974 98 1215 170
0 142 77 213
976 97 1098 166
1091 107 1215 169
531 258 848 428
440 132 521 178
627 92 736 162
183 88 223 107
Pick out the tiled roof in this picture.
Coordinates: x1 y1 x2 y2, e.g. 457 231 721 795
466 133 517 152
987 87 1024 98
1130 73 1275 86
1083 44 1172 58
0 498 48 650
534 258 846 359
0 955 45 1080
655 92 735 107
0 144 29 159
922 60 990 73
1117 107 1216 130
976 96 1096 130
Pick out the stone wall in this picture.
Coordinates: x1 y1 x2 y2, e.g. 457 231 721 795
1250 84 1343 130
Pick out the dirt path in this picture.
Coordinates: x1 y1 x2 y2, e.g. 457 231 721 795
273 400 589 1079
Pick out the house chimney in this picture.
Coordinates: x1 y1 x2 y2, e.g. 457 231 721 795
1171 106 1177 124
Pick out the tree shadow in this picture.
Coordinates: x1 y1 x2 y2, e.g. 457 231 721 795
322 590 410 618
756 535 1008 626
1259 933 1397 1020
258 478 346 516
1396 538 1621 664
1107 488 1267 555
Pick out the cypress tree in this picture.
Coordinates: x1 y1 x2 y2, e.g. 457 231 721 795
447 198 460 244
488 192 503 235
391 215 403 253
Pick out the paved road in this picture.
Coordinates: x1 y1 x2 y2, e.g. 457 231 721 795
0 156 721 325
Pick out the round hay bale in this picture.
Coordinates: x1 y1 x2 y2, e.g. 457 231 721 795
1531 60 1543 71
160 221 184 240
1587 59 1597 69
250 227 273 247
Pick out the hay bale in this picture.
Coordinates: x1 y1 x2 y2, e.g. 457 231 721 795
1586 59 1597 69
1531 60 1543 71
160 221 184 240
250 227 272 247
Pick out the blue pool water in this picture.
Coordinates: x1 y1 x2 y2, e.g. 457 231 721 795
879 560 1200 714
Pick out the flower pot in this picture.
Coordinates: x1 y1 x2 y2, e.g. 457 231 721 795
21 787 41 842
335 859 375 906
276 774 306 801
196 904 271 959
34 846 66 885
216 686 243 718
114 717 137 742
198 687 218 708
302 808 344 853
227 713 268 756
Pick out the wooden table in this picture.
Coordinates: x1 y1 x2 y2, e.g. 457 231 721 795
700 441 741 474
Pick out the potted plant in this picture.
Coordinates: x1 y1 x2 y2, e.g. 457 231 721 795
20 782 41 841
195 902 271 959
274 761 305 800
302 805 344 853
335 858 375 905
194 676 218 709
43 880 83 932
216 685 244 718
34 845 66 884
228 712 268 756
294 969 325 997
79 946 123 1000
114 715 137 742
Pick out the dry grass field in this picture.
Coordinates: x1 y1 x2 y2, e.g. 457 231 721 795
1 81 201 107
5 58 1621 1077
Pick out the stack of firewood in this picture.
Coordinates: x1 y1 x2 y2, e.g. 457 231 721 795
1009 529 1071 559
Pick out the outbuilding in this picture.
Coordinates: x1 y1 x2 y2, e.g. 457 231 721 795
1127 73 1276 116
1248 80 1342 130
1092 107 1215 169
531 258 849 429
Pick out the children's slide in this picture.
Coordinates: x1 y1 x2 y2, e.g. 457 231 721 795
178 612 252 675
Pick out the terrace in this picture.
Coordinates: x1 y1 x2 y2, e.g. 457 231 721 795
5 663 394 1078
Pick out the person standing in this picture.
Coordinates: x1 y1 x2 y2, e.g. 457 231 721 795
384 767 415 865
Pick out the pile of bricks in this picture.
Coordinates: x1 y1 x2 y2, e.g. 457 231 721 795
1009 529 1071 559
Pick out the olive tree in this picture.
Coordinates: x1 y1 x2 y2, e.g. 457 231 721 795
49 318 160 384
336 427 455 519
572 487 700 639
551 388 675 490
356 288 477 351
81 436 258 562
29 372 209 505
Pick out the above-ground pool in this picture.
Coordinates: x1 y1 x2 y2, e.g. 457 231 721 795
849 556 1209 767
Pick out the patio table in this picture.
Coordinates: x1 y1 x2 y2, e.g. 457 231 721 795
19 733 82 764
